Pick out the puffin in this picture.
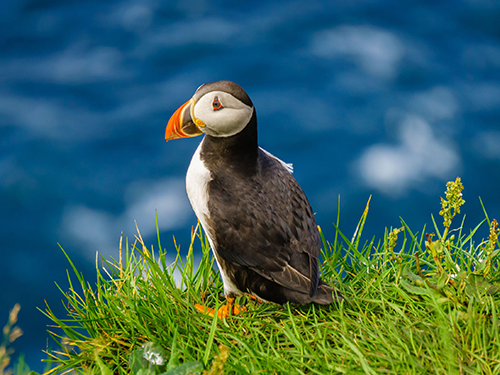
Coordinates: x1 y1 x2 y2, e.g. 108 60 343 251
165 80 341 317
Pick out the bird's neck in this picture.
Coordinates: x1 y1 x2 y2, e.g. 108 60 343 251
200 111 258 175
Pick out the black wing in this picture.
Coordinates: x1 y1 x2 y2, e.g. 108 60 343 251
205 149 320 297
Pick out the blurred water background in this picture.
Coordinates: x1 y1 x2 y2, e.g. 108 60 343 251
1 0 500 370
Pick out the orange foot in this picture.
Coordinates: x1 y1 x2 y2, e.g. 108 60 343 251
194 296 246 319
248 295 265 303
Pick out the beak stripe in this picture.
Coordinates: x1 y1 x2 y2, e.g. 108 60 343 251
165 98 203 142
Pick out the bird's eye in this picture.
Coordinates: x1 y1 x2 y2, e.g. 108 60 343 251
212 96 223 111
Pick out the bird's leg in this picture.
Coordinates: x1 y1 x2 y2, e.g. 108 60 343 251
194 295 246 319
217 296 235 318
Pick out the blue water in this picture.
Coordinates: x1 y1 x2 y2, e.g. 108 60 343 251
1 0 500 371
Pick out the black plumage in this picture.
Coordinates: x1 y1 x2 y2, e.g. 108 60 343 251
198 96 335 304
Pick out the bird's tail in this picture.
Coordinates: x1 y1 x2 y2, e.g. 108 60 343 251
311 279 343 305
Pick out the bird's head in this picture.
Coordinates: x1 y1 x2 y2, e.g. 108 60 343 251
165 80 254 141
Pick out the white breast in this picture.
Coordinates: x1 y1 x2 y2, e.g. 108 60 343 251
186 139 243 297
186 141 211 226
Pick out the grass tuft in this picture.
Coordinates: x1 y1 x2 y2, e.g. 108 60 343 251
42 179 499 374
1 304 23 375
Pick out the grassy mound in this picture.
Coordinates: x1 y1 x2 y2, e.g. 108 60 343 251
42 178 500 374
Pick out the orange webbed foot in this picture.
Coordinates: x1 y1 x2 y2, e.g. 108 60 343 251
194 297 246 319
248 295 265 303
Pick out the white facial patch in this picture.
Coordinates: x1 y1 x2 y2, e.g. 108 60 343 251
193 91 254 137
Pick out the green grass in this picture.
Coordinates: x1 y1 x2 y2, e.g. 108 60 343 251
42 179 500 374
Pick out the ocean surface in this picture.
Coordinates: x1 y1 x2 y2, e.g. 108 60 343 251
1 0 500 370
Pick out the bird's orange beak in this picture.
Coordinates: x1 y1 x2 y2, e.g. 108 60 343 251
165 98 204 142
